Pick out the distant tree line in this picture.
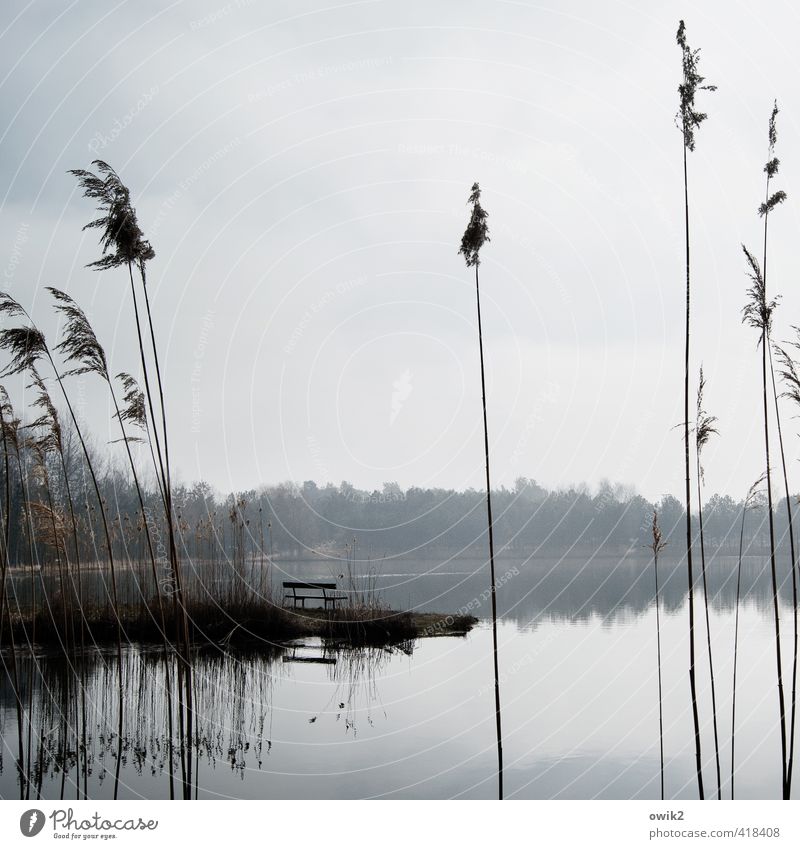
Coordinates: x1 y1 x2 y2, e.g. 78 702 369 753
1 430 784 567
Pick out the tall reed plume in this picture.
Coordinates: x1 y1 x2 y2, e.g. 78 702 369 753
0 292 126 798
756 102 796 799
676 18 715 799
742 241 787 797
459 182 504 800
70 161 193 798
49 287 177 798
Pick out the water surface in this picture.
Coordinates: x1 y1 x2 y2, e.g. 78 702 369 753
0 552 792 799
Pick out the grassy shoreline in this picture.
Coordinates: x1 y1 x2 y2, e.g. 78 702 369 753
1 602 478 650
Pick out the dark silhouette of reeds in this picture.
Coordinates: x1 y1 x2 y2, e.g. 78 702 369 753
0 292 125 798
48 288 177 799
774 333 800 799
4 396 43 801
70 161 193 798
0 386 28 797
25 370 81 799
755 103 796 799
742 100 791 798
27 370 89 798
676 19 715 800
647 510 667 800
769 340 799 798
742 242 787 797
695 368 721 798
459 181 503 800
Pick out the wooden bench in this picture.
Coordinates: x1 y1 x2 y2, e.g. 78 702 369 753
282 581 348 610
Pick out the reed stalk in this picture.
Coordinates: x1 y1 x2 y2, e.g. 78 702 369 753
695 367 721 798
0 293 126 799
459 182 503 800
647 510 667 800
676 20 715 798
731 476 765 799
742 244 786 797
70 161 194 798
757 103 793 799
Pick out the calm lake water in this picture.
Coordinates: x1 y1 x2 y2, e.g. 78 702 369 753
0 552 795 799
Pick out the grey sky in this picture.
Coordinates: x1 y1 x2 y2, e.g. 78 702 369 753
2 0 800 501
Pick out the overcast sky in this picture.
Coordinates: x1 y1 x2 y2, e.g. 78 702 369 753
2 0 800 502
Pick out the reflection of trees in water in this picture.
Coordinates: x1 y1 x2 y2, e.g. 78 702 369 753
352 555 780 627
495 555 779 627
0 640 406 798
